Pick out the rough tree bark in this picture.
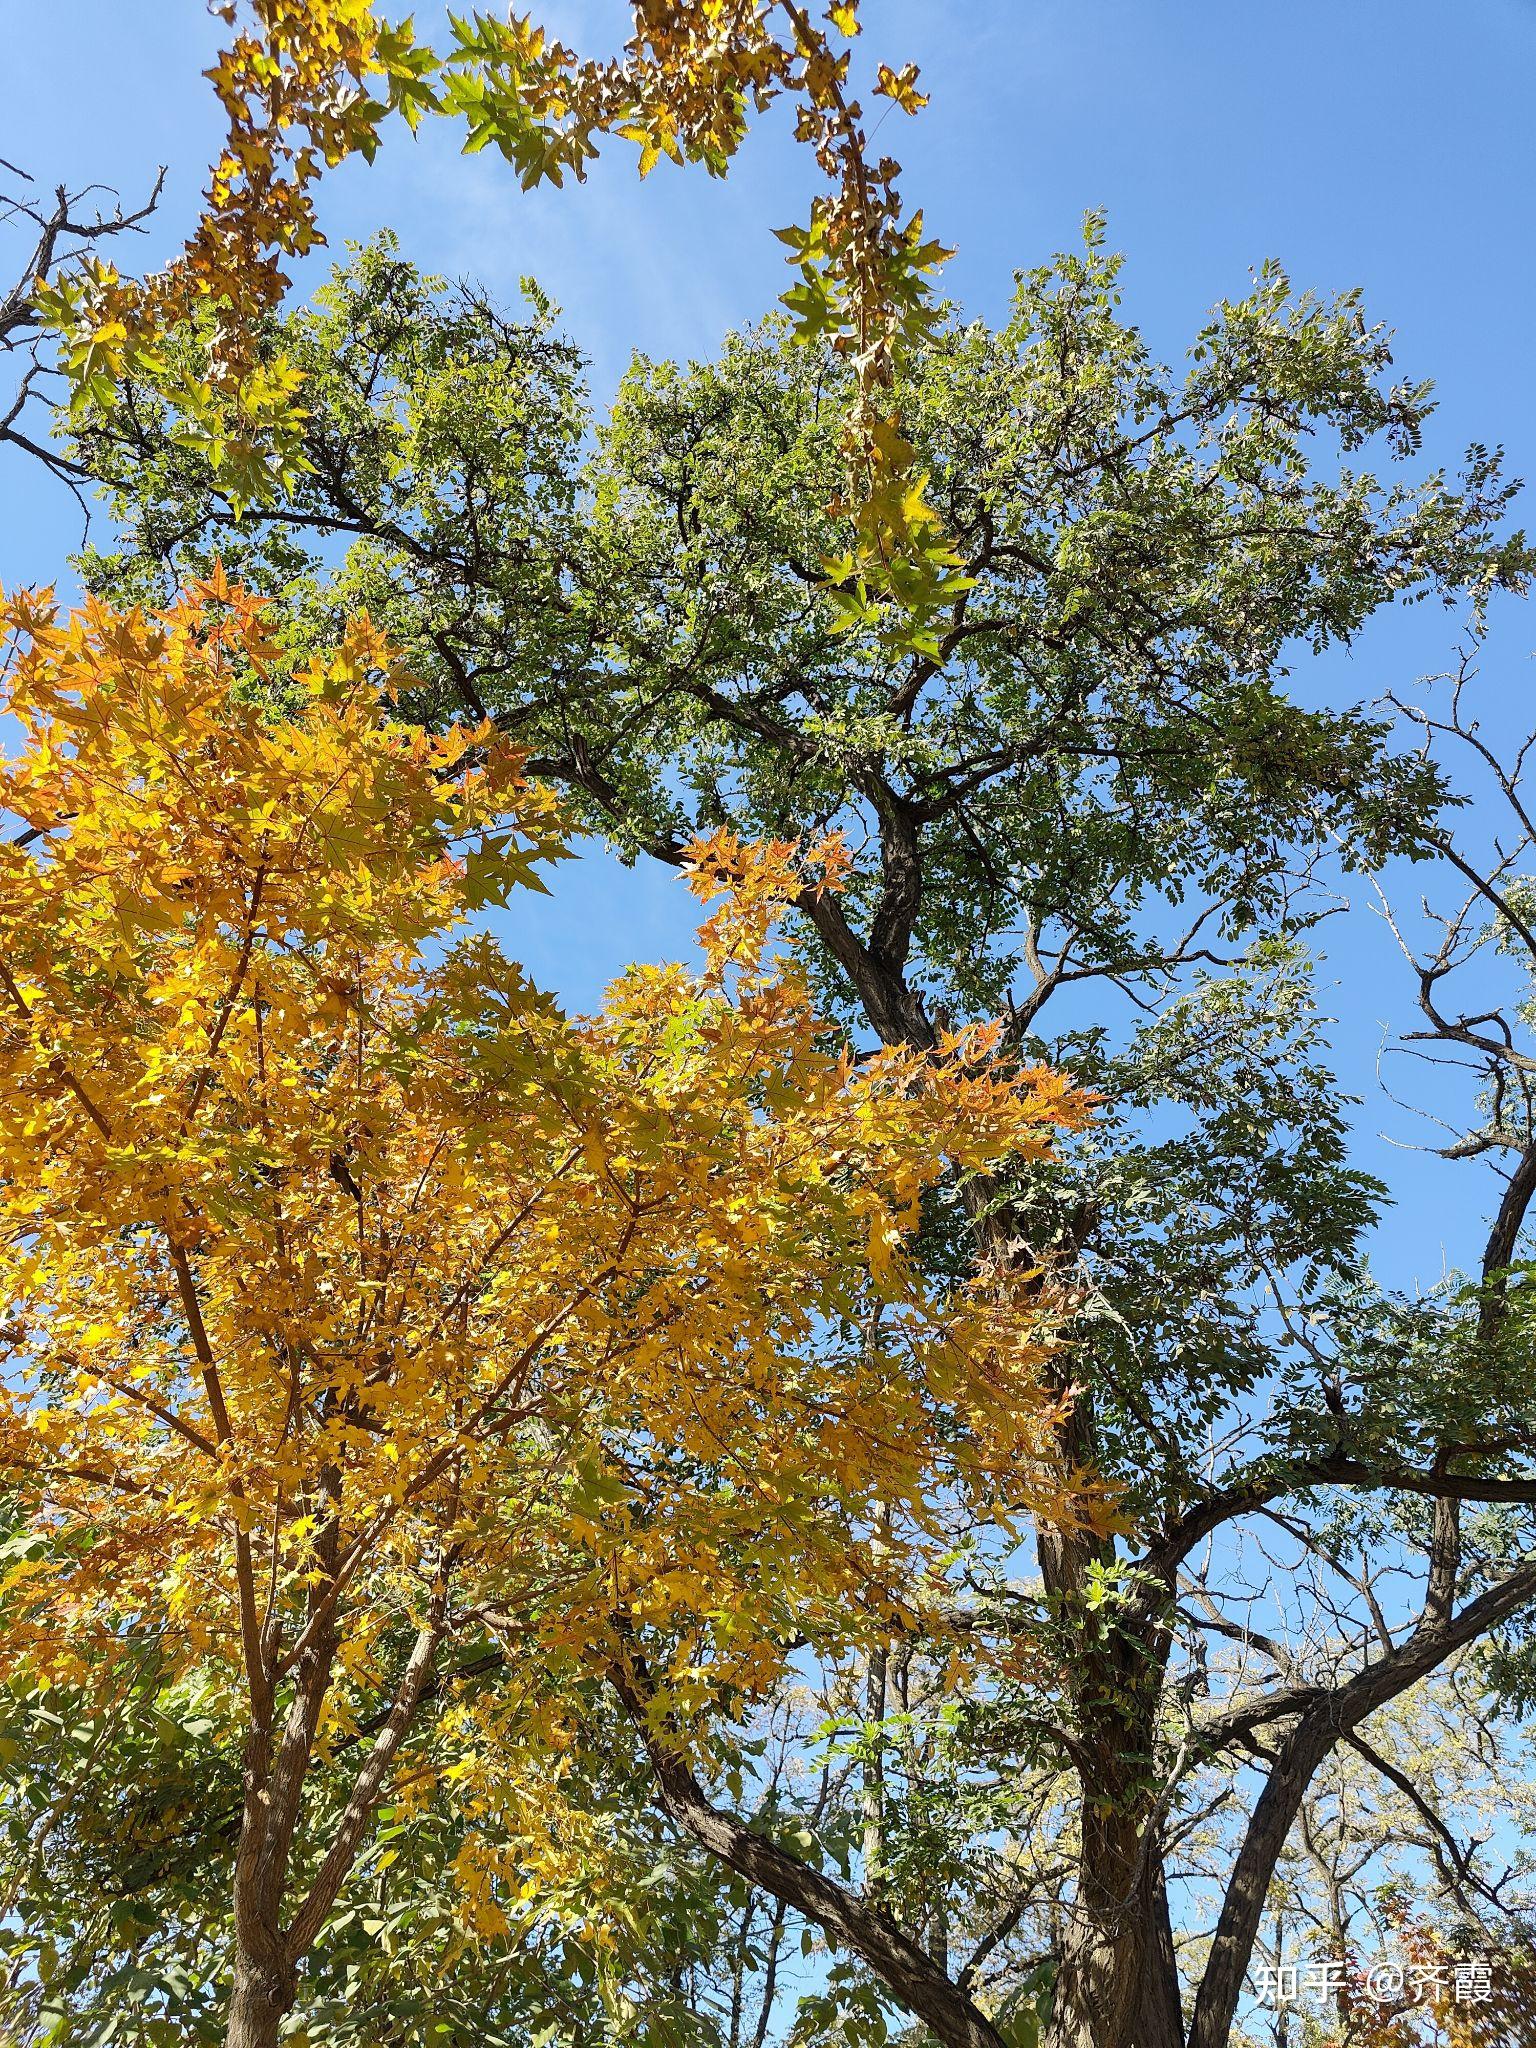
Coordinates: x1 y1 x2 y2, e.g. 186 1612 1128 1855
227 1953 298 2048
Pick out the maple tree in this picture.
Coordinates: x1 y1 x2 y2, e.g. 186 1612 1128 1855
0 575 1092 2046
66 230 1536 2048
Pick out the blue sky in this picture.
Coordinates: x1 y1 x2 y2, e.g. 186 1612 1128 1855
4 0 1536 1287
4 11 1535 2018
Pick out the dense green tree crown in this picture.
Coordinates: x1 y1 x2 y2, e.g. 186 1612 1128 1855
43 223 1536 2048
75 223 1530 1516
84 226 1523 929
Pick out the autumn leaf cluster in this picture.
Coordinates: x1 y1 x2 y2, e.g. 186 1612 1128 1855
35 2 962 637
0 578 1089 1814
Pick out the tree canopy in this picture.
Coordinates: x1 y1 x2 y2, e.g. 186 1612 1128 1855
0 572 1090 2046
7 8 1536 2048
59 224 1536 2048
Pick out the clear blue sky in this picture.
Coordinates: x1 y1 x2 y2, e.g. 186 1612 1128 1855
4 0 1536 1284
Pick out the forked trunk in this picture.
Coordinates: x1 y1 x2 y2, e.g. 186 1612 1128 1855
1040 1817 1148 2048
226 1950 296 2048
1042 1853 1183 2048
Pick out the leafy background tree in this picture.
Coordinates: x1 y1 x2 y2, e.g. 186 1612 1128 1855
8 7 1536 2048
38 218 1536 2048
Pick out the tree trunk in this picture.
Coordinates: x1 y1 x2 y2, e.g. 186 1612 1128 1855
1034 1508 1172 2048
1133 1859 1184 2048
226 1949 296 2048
1041 1801 1148 2048
1041 1843 1183 2048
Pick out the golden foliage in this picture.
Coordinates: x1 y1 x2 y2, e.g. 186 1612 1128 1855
0 578 1090 1816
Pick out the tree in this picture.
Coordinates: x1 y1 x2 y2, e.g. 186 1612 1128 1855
66 226 1536 2048
0 573 1089 2046
1207 1661 1536 2047
38 0 961 634
0 1655 741 2045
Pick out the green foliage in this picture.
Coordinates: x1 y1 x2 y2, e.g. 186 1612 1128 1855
0 1643 737 2047
0 1650 240 2044
73 221 1528 1522
59 217 1536 2041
